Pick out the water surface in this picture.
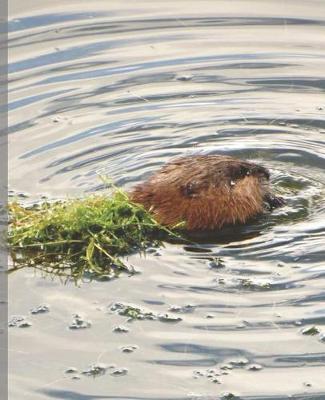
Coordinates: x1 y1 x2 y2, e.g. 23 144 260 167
9 1 325 399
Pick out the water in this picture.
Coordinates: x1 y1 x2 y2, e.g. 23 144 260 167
9 1 325 399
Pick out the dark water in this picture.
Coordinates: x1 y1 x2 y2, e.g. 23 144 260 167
9 1 325 399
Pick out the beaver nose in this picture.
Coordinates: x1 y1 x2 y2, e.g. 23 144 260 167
251 165 270 180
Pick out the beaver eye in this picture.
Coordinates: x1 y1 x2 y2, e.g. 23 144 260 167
237 166 249 178
228 164 249 181
240 166 248 176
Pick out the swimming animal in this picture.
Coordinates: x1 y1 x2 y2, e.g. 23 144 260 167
130 155 284 230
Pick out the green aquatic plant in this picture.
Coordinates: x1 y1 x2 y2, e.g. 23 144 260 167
8 189 182 281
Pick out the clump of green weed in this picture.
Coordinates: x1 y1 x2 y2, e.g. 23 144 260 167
8 189 179 281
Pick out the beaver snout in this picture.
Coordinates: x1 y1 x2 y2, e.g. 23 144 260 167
130 155 284 231
251 165 270 180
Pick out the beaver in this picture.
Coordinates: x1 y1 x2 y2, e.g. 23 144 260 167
130 155 285 230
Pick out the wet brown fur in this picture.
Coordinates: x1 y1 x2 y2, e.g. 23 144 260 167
130 155 274 230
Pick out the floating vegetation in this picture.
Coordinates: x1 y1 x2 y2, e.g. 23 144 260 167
109 302 182 323
113 325 129 333
157 313 182 323
301 326 320 336
214 276 275 292
81 363 127 378
193 368 222 384
8 315 32 328
120 345 138 353
300 326 325 344
81 363 109 377
68 314 92 330
220 364 233 371
110 302 156 321
110 367 128 377
239 278 271 290
208 257 225 269
247 364 263 371
168 304 196 313
221 393 238 400
228 358 249 367
64 367 78 374
8 188 182 281
30 304 50 314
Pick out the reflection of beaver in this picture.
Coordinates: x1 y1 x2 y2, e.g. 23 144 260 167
130 155 284 230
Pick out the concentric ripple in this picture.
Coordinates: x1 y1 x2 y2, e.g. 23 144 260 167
9 1 325 399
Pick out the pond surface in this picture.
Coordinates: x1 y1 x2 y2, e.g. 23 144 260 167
9 1 325 399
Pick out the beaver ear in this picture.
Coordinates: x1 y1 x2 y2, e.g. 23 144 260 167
180 182 198 197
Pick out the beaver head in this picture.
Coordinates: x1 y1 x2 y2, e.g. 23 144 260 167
130 155 284 230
